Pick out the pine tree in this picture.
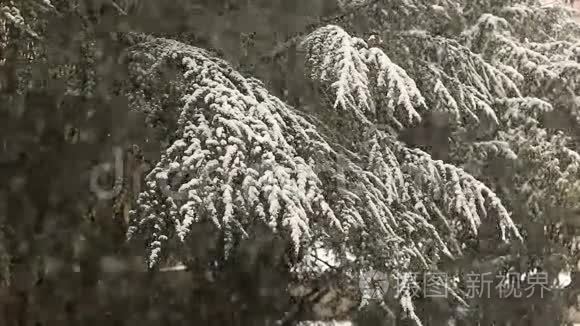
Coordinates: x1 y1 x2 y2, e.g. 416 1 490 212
3 0 580 325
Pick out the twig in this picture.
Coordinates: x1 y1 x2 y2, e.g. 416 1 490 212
309 253 338 270
110 0 128 16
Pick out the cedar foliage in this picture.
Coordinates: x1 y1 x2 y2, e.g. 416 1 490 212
1 0 580 325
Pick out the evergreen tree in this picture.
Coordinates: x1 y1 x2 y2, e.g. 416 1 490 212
2 0 580 325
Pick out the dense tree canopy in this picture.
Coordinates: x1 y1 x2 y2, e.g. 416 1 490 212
2 0 580 325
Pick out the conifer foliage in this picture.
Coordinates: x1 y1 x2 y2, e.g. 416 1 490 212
3 0 580 325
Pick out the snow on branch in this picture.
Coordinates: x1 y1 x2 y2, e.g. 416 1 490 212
496 97 553 128
124 37 343 266
374 0 464 35
364 47 425 129
399 143 520 242
122 37 521 299
400 30 521 100
490 98 580 220
301 25 426 129
380 29 521 132
460 14 580 132
301 25 373 116
335 130 522 275
415 60 496 126
527 40 580 62
451 95 580 247
462 13 580 97
499 4 580 42
0 0 55 39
